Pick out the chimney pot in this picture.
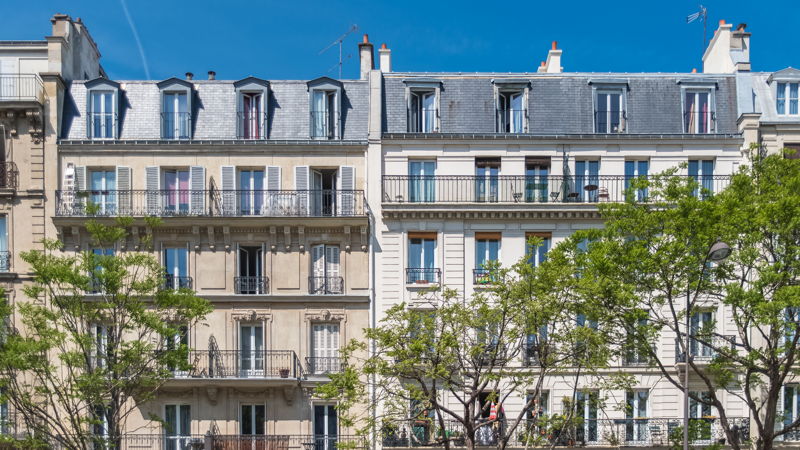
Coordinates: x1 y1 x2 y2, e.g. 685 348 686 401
378 44 392 72
185 72 193 80
208 71 216 80
736 23 747 31
381 43 387 49
551 41 558 50
692 68 697 73
719 19 726 26
540 61 546 67
363 34 369 43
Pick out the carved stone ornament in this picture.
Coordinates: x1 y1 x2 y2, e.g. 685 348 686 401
304 309 345 322
205 386 219 405
232 310 271 322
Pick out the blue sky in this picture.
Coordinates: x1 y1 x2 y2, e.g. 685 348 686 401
1 0 798 80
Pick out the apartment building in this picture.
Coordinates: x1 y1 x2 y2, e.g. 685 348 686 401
367 22 758 448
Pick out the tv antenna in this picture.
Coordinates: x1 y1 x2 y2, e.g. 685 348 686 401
319 24 359 79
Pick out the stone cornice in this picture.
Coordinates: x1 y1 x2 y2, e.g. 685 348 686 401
382 206 603 221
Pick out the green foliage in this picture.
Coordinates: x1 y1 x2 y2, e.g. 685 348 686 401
0 217 212 449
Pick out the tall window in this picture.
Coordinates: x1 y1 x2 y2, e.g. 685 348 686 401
624 160 649 201
525 161 549 203
163 247 189 289
0 216 8 273
89 91 115 139
239 169 264 215
311 90 336 139
624 317 649 365
784 385 800 439
162 92 190 139
164 325 189 377
524 325 548 366
575 160 600 202
0 393 8 435
90 248 115 294
526 232 551 267
684 90 713 134
689 391 714 440
408 160 436 203
164 404 191 450
311 324 340 374
90 169 117 215
625 391 648 442
237 246 265 294
92 405 110 442
497 91 524 133
595 90 624 133
408 233 437 284
310 244 342 294
777 82 799 115
163 169 190 214
526 391 549 420
240 92 264 139
240 323 264 377
475 158 500 202
92 324 113 369
690 311 715 358
576 391 599 443
688 159 714 197
474 233 500 285
241 404 266 436
314 404 338 450
409 90 436 132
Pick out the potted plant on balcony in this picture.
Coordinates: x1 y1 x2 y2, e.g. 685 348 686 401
279 368 290 378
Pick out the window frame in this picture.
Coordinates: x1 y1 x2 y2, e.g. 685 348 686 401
307 77 343 140
85 78 120 140
776 82 800 116
157 78 193 140
407 232 438 284
234 77 269 139
680 85 716 134
405 79 442 133
492 80 530 133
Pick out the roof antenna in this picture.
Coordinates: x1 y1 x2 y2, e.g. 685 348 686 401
686 5 708 63
319 24 359 79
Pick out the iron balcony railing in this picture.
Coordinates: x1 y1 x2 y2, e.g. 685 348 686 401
306 356 343 375
55 189 366 217
0 74 43 102
161 275 193 290
684 110 716 134
406 268 441 285
0 251 10 273
310 110 336 139
408 107 437 133
594 110 626 133
210 435 365 449
309 276 344 295
497 108 525 133
236 111 267 139
473 268 499 285
0 161 18 190
87 112 117 139
160 112 192 139
46 434 207 450
176 349 303 379
675 334 737 363
383 175 731 204
234 276 269 295
381 417 749 447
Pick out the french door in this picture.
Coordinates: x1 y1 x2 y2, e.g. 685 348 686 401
240 324 264 377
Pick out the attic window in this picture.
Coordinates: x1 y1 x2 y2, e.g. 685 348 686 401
405 79 441 133
307 77 342 140
777 82 799 115
85 78 120 140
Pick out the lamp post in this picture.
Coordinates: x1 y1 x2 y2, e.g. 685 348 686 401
684 241 731 450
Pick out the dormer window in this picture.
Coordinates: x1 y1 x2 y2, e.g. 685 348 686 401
235 77 269 139
493 80 529 133
307 77 342 140
589 80 628 134
678 80 717 134
85 78 119 140
777 82 799 115
157 78 193 140
405 79 441 133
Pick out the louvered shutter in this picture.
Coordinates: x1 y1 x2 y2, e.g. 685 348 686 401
266 166 281 215
326 245 340 293
311 244 325 294
221 165 236 216
338 166 355 215
73 166 88 213
294 166 310 215
145 166 160 215
115 166 131 214
75 166 87 191
189 166 206 215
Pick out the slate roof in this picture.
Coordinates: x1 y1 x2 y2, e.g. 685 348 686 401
737 68 800 124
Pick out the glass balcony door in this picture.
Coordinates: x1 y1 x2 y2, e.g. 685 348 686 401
525 164 548 202
408 237 436 283
90 91 115 139
575 160 599 202
240 324 264 377
624 160 649 201
576 391 598 443
90 170 117 215
163 170 190 214
408 161 435 203
163 92 189 139
314 405 338 450
475 159 500 202
239 170 264 215
164 404 191 450
241 404 266 436
625 391 649 442
241 93 263 139
164 247 189 289
690 311 714 358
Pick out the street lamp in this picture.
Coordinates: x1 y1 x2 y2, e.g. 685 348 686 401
684 240 731 450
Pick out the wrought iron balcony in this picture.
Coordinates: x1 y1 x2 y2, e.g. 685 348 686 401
309 276 344 295
0 74 43 103
473 268 499 285
383 175 731 204
675 334 737 363
310 110 336 139
234 276 269 295
161 112 191 139
210 435 365 449
306 356 343 375
594 109 626 133
54 189 366 217
684 110 716 134
236 111 268 139
405 268 441 285
87 112 117 139
161 275 193 290
0 162 18 190
0 251 10 273
173 349 303 379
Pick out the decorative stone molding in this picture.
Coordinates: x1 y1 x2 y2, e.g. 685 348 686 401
304 309 346 323
223 226 231 251
344 226 351 252
298 227 305 253
207 226 216 250
284 226 291 251
283 386 297 406
205 386 219 405
383 208 603 221
360 226 368 251
270 227 277 252
232 310 272 322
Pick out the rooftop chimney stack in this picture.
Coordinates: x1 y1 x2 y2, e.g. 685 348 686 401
379 43 392 73
208 70 216 80
185 72 194 80
358 34 374 80
702 19 749 73
538 41 563 73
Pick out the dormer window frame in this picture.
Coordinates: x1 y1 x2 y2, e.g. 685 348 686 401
405 79 441 133
492 79 529 134
589 79 628 134
678 79 718 134
307 77 343 140
85 78 120 140
768 68 800 116
157 78 194 140
234 77 270 140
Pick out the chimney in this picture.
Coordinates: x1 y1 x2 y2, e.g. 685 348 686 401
702 19 748 73
358 34 374 80
379 43 392 72
208 70 216 80
538 41 562 73
185 72 194 80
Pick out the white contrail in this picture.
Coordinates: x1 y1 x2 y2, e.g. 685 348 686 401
119 0 151 79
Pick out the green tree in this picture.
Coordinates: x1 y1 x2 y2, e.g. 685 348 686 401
0 217 212 449
318 246 623 450
561 151 800 450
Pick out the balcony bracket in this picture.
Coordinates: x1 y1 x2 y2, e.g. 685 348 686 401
71 226 81 251
223 226 231 251
360 226 368 251
298 227 305 253
270 226 277 252
282 385 297 406
284 226 291 251
344 226 351 252
207 226 216 251
192 226 200 251
205 386 219 405
131 227 140 250
26 109 43 143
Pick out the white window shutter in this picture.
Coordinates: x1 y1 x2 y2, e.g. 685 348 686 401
221 165 236 216
115 166 132 214
146 166 160 215
326 245 340 279
338 166 355 215
75 166 87 191
189 166 206 215
295 166 310 215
